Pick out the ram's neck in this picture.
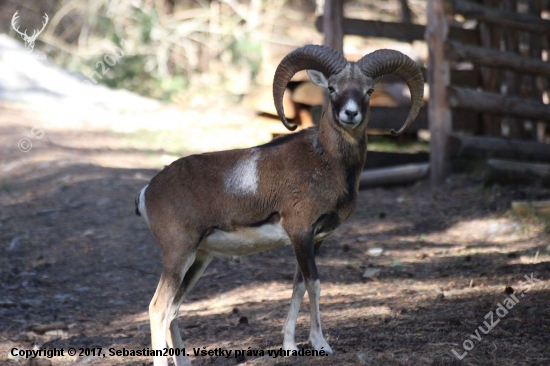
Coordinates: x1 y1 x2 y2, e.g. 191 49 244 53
317 105 369 170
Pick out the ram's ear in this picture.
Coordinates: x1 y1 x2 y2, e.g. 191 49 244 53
307 69 328 88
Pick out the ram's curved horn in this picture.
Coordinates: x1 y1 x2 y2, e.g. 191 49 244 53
273 45 348 131
357 49 424 135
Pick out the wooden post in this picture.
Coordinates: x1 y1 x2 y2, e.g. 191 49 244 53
478 0 502 136
502 0 521 139
323 0 344 54
400 0 413 23
528 0 544 141
539 1 550 143
426 0 451 186
321 0 344 112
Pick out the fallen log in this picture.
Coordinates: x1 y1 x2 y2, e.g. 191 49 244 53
448 41 550 78
453 0 550 34
382 68 480 89
484 158 550 186
449 135 550 161
243 86 295 119
290 70 310 82
448 86 550 123
359 163 430 188
364 151 429 170
292 81 324 106
297 107 315 128
292 81 415 108
315 17 478 44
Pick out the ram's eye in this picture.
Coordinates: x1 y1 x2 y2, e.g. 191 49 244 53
366 88 375 96
328 86 335 94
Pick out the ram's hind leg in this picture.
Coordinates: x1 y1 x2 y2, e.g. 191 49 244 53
150 248 196 366
166 250 213 366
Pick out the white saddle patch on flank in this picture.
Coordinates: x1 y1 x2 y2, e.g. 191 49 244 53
199 222 291 257
224 150 259 195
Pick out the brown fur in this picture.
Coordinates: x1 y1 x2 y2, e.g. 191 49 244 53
145 107 368 247
140 64 387 366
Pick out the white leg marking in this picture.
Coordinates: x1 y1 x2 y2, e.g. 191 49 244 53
167 319 191 366
151 253 196 366
166 252 212 366
162 302 173 351
150 303 169 366
224 150 259 195
282 276 306 351
307 279 332 354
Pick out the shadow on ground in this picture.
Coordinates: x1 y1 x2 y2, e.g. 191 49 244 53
1 121 550 366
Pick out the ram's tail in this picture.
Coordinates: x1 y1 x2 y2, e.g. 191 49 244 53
135 191 142 216
134 185 150 227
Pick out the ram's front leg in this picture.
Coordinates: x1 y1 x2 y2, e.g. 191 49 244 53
291 234 332 354
282 264 305 351
282 241 324 351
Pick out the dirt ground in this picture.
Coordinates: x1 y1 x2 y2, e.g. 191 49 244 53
1 102 550 366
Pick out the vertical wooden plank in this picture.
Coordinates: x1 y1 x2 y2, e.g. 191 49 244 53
540 0 550 142
490 0 503 136
529 0 544 141
503 0 523 139
426 0 451 186
322 0 344 110
323 0 344 54
400 0 413 23
479 0 503 136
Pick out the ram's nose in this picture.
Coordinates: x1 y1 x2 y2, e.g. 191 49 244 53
344 109 358 118
338 100 362 125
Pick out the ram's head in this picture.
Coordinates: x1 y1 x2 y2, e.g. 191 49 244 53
273 45 424 135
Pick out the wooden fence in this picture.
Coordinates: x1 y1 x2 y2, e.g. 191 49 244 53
429 0 550 185
319 0 550 187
